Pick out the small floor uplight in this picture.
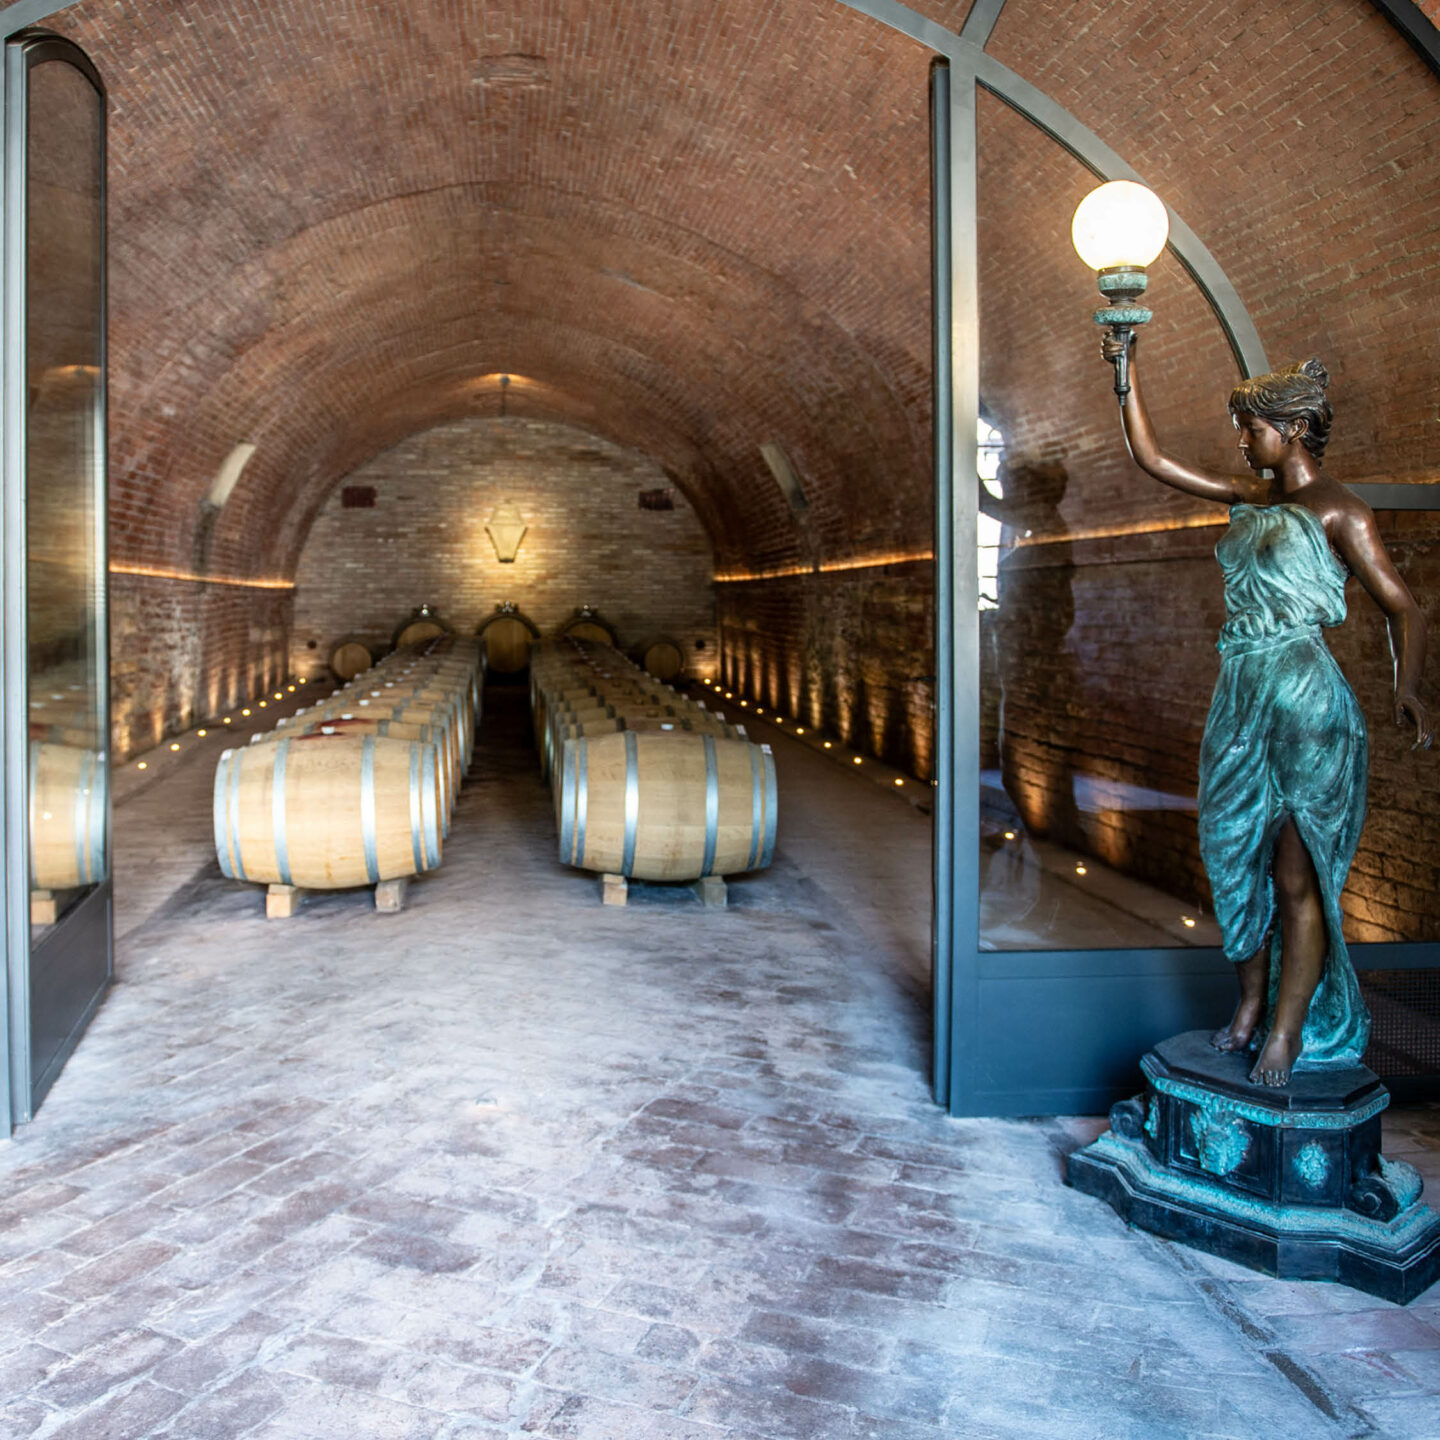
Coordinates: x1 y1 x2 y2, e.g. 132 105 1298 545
796 728 804 735
756 708 763 715
852 756 862 765
894 778 904 786
169 742 181 752
241 708 251 717
258 701 268 708
136 761 147 770
222 717 232 724
288 685 296 692
197 729 208 737
1182 917 1197 929
1075 865 1088 876
725 692 733 699
1004 830 1016 840
823 742 832 749
274 692 283 700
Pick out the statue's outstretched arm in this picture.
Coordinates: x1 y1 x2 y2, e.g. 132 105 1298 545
1101 334 1268 507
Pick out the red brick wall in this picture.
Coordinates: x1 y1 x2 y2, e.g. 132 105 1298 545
291 418 716 677
718 560 935 779
109 574 292 758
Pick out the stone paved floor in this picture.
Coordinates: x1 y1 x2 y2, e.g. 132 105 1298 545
1 687 1437 1439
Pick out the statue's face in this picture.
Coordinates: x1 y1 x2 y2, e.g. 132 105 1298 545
1232 412 1294 471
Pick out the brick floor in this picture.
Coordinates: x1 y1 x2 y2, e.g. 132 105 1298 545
1 688 1436 1438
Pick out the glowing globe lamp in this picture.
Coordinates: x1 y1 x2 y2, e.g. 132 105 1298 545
1071 180 1170 399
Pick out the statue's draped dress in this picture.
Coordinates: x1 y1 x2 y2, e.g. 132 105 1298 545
1198 503 1369 1068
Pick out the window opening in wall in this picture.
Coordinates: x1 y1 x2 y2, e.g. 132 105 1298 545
977 416 1004 610
638 487 674 511
341 485 376 509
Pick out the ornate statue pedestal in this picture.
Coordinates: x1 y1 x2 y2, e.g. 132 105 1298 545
1067 1030 1440 1304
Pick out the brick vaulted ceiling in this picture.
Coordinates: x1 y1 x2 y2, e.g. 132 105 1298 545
40 0 1440 583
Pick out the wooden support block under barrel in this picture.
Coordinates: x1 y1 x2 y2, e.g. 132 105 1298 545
266 884 305 919
601 873 628 906
692 876 727 908
375 877 409 913
30 890 58 926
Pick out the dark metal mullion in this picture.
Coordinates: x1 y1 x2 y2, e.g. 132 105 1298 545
945 64 983 1116
929 59 953 1108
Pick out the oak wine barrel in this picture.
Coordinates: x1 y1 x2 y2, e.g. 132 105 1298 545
641 638 686 682
29 741 107 890
214 734 442 888
329 640 374 681
556 730 776 881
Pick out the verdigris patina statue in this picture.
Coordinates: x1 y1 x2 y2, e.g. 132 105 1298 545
1101 332 1431 1087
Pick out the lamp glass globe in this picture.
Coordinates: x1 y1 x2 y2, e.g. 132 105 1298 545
1071 181 1170 270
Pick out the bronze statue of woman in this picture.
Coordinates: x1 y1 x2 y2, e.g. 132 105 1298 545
1101 333 1431 1087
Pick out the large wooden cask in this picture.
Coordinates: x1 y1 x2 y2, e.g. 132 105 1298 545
213 734 442 888
329 640 373 681
29 742 106 889
478 615 536 673
555 731 777 881
641 638 686 682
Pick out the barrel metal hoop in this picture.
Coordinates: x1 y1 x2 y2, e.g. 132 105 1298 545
89 750 108 881
408 741 423 874
622 731 640 877
576 737 589 866
272 738 293 886
213 749 234 879
760 744 778 868
422 743 441 867
361 736 380 884
702 735 719 877
558 738 575 862
227 747 248 882
71 749 94 883
747 745 763 871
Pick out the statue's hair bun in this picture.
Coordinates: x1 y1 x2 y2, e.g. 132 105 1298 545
1290 357 1330 390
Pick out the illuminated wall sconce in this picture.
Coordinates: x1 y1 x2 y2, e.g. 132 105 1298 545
486 502 528 564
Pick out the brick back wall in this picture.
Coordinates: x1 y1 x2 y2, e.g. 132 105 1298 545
291 418 717 676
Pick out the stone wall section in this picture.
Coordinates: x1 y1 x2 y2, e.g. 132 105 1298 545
291 418 717 677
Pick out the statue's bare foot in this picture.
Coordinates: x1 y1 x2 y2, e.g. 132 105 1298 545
1211 995 1264 1053
1248 1030 1302 1087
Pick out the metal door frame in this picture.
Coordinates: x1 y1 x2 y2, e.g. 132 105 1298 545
1 17 111 1131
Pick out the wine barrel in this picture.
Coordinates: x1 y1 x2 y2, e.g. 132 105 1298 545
641 638 686 682
329 640 374 681
396 619 447 648
29 741 106 890
214 734 442 888
478 613 538 674
254 715 459 824
556 731 777 881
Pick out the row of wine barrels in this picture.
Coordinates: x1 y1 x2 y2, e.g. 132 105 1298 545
329 608 687 683
531 638 776 883
215 635 484 890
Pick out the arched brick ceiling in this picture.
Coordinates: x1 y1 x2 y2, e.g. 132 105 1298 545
45 0 1440 583
50 0 938 581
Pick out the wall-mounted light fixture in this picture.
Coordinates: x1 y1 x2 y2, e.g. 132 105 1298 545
486 502 527 563
1071 180 1169 400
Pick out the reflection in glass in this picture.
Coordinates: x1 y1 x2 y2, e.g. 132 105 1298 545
974 89 1230 953
25 58 106 932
